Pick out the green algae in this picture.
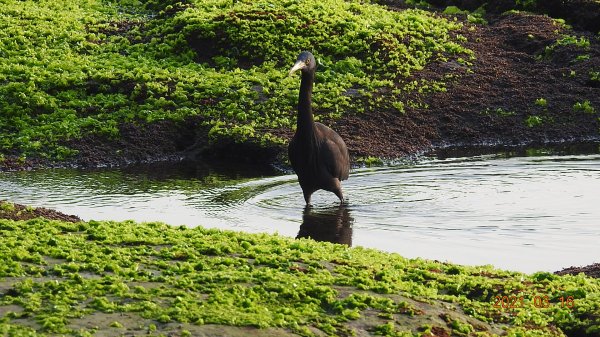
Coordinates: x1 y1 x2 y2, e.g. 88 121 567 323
0 0 472 161
0 214 599 336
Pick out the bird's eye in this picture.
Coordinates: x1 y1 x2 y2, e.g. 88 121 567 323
305 59 310 65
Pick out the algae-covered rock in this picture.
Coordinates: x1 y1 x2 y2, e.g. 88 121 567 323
0 215 598 336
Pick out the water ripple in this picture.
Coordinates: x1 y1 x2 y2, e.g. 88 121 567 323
1 154 599 273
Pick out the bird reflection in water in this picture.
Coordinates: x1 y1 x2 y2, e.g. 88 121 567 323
296 205 353 246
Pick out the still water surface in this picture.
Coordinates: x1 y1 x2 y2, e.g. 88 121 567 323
1 149 599 273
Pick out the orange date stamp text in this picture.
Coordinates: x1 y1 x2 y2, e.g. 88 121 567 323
492 294 575 310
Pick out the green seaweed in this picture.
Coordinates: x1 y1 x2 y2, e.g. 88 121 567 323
356 156 385 167
573 100 596 114
541 35 591 60
480 107 516 117
442 5 488 25
591 70 600 83
534 98 548 108
0 0 473 161
0 214 599 336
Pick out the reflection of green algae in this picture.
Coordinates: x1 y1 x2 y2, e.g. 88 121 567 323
3 167 258 196
0 215 599 336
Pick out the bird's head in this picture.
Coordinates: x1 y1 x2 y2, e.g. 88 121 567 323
289 51 316 76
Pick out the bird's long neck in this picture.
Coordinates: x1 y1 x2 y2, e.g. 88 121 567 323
297 69 315 135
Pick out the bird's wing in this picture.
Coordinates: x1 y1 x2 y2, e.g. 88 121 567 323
316 123 350 181
288 136 300 173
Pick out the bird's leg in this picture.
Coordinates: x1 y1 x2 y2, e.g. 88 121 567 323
334 189 345 204
303 191 313 206
331 180 345 204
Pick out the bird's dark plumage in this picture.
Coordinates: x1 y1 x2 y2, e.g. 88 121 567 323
288 51 350 205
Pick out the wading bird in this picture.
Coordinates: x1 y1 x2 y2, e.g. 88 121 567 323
288 51 350 205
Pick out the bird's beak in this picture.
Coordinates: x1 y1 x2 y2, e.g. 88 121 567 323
288 60 306 76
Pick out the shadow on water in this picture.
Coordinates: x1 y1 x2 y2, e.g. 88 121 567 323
297 205 354 246
431 141 600 160
119 158 279 182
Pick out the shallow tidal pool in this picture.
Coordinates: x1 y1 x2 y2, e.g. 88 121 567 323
1 147 599 274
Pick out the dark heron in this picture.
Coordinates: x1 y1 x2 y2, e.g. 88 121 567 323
288 51 350 205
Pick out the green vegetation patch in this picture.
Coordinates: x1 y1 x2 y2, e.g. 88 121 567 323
0 200 81 223
0 216 599 336
534 97 548 108
356 156 384 167
525 115 544 127
514 0 537 11
480 107 516 117
573 100 596 114
541 34 591 60
0 0 472 161
0 201 32 218
442 5 488 25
